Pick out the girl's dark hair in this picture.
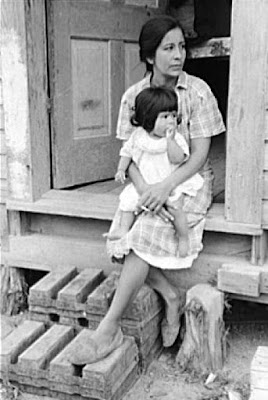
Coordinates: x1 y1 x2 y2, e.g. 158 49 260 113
139 15 185 72
131 87 178 132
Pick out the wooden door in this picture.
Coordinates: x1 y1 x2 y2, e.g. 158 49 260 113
48 0 165 189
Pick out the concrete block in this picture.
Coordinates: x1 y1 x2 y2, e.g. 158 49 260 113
86 271 162 321
29 266 78 306
0 320 45 369
57 268 104 310
18 324 74 375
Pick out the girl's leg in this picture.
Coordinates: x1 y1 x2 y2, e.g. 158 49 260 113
106 211 135 240
167 197 189 257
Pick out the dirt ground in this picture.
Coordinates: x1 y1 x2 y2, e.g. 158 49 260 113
1 301 268 400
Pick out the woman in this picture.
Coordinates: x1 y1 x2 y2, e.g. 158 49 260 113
70 15 225 365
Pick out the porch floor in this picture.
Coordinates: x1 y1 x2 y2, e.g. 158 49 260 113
7 180 263 236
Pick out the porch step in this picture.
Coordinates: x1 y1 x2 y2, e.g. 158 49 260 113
0 320 139 400
7 233 113 272
27 266 163 369
217 261 268 302
7 189 263 235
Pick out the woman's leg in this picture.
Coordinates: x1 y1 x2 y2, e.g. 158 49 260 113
69 252 149 365
146 266 182 325
92 251 150 343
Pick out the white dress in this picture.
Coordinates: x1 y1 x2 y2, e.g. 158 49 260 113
119 127 204 211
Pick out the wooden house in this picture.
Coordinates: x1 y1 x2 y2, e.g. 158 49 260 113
1 0 268 303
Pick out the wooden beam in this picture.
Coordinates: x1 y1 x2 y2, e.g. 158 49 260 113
1 0 50 201
188 37 230 59
225 0 268 224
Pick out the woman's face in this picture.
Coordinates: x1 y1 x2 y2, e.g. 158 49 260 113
149 27 186 84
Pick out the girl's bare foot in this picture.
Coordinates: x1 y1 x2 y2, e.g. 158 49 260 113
177 235 189 257
105 227 129 240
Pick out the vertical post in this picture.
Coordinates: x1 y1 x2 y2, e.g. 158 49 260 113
225 0 268 224
1 0 50 201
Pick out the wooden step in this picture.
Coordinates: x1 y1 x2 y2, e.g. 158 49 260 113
7 232 268 304
0 320 139 400
217 261 268 302
7 189 262 235
7 233 113 272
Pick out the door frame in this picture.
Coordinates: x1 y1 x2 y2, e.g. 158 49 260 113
2 0 266 229
2 0 50 201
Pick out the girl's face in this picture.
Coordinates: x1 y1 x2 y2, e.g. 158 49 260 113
152 111 177 139
149 28 186 85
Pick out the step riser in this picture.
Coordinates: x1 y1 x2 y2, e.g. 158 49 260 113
8 234 251 284
28 213 111 241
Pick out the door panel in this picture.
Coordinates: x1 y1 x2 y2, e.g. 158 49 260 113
48 0 165 188
125 43 146 89
72 40 109 139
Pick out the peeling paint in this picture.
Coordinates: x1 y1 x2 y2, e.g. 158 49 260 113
1 29 30 199
8 160 30 199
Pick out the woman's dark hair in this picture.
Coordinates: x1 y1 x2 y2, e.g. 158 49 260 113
131 87 178 132
139 15 185 72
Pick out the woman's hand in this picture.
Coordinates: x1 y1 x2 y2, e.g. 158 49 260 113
138 181 172 215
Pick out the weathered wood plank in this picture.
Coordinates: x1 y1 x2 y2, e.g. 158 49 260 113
225 0 268 224
7 190 263 235
188 37 230 59
1 0 50 201
218 264 261 297
251 346 268 391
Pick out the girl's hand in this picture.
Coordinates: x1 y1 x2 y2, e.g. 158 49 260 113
166 127 176 140
115 170 126 184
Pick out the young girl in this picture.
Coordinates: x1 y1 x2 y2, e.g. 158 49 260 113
108 86 204 258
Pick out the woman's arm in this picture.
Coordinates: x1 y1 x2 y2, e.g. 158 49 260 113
128 162 148 194
139 137 211 214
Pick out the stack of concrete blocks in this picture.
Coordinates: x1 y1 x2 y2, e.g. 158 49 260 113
0 320 139 400
28 266 164 370
249 346 268 400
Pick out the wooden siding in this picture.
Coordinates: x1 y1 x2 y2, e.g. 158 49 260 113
225 0 268 225
0 47 8 247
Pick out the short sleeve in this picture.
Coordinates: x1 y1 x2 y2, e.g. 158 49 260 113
189 84 226 139
116 93 136 141
119 134 135 158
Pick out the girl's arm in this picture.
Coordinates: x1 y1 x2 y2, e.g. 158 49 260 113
139 137 211 214
166 135 186 165
115 156 132 184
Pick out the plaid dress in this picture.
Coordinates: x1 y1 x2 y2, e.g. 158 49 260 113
107 71 225 269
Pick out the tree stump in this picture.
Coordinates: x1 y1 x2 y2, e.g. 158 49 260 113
176 283 226 374
0 265 28 315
